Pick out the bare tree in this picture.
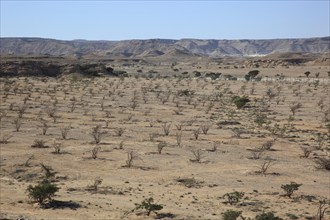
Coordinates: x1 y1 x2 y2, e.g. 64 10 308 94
157 142 167 154
60 126 71 140
13 117 22 132
193 128 200 140
53 141 63 154
91 125 106 144
290 102 302 116
190 149 204 163
300 146 313 158
91 146 101 159
176 132 182 147
126 151 140 168
256 158 274 174
41 121 49 135
200 123 211 135
114 127 125 137
0 133 13 144
161 123 171 136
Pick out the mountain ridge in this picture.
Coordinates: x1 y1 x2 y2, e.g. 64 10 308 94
1 37 329 58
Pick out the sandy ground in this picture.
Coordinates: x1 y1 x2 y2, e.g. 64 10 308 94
0 61 329 220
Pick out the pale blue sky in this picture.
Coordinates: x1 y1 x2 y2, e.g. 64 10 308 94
1 0 329 40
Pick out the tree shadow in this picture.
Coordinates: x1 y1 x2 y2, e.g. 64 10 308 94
156 212 176 219
45 200 81 210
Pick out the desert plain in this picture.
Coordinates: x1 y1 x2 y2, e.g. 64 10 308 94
0 54 329 220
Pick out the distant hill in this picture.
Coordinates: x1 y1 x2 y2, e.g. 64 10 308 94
0 37 329 58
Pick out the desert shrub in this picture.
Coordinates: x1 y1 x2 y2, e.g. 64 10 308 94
232 96 250 109
289 102 302 116
315 200 328 220
222 210 242 220
118 141 124 150
26 182 59 205
91 125 105 144
91 146 101 159
114 127 125 137
314 157 330 170
40 163 56 179
250 147 265 160
261 140 275 151
222 191 245 205
300 146 312 158
161 123 171 136
176 177 203 188
13 117 22 132
254 113 268 127
17 105 27 118
176 132 182 147
286 213 299 219
190 149 204 162
31 139 47 148
133 197 163 216
245 70 259 81
257 158 274 174
41 121 49 135
149 132 158 142
304 71 311 78
0 110 7 122
193 128 200 140
210 141 220 152
255 212 282 220
177 89 194 97
60 126 71 140
89 177 102 192
46 107 58 123
126 151 139 168
281 182 302 198
200 123 211 135
52 141 62 154
0 133 13 144
157 142 167 154
232 127 244 138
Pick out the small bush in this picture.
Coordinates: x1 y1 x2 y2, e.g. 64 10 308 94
40 163 56 179
281 182 302 198
27 182 59 205
91 146 101 159
222 210 242 220
255 212 282 220
126 151 139 168
161 123 171 136
314 157 330 170
232 96 250 109
223 191 244 205
133 197 163 216
190 149 204 163
0 133 13 144
91 125 106 144
157 142 167 154
60 126 71 140
31 139 47 148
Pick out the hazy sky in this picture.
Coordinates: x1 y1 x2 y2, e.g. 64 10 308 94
1 0 329 40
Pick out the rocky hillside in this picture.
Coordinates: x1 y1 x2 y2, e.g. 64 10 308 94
1 37 329 58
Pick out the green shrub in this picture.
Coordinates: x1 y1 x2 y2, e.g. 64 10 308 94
134 197 163 216
223 191 244 205
222 209 242 220
232 96 250 109
255 212 282 220
27 182 59 205
281 182 302 198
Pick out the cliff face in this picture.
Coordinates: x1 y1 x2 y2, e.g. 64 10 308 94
1 37 329 58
